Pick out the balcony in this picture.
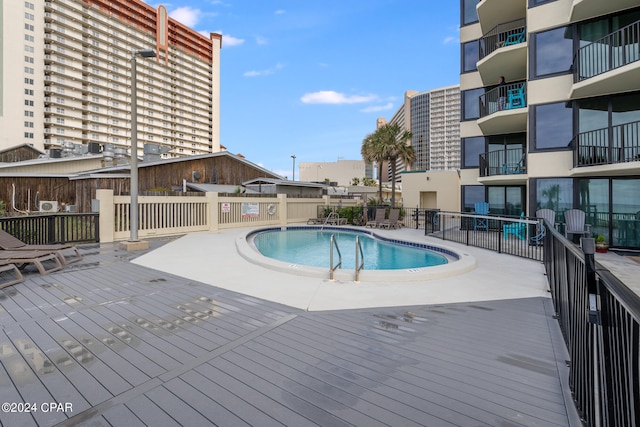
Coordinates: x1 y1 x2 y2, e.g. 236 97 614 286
477 20 527 85
479 148 526 178
569 0 639 23
571 19 640 99
477 0 526 35
573 120 640 168
477 82 527 135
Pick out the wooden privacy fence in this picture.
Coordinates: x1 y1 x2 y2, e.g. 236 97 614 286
96 190 361 242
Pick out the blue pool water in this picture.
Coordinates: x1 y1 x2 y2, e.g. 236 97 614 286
252 228 448 270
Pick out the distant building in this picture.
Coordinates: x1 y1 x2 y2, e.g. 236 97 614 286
299 159 372 187
0 0 222 158
377 85 461 182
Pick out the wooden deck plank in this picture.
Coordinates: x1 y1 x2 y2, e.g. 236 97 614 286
35 317 133 396
78 307 182 372
162 377 252 427
17 321 114 406
195 361 320 427
124 395 182 427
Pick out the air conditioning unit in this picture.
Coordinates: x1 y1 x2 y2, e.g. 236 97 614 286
39 201 59 213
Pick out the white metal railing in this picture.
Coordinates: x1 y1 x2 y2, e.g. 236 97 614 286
355 235 364 282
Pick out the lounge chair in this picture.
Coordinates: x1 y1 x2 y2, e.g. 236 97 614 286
503 212 526 240
380 208 401 229
0 229 82 265
0 250 63 276
564 209 591 240
0 261 24 289
367 208 386 228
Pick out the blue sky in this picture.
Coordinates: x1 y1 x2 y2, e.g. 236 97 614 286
158 1 460 178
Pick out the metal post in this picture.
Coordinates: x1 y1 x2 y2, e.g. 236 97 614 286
291 155 296 181
130 54 139 241
122 49 155 250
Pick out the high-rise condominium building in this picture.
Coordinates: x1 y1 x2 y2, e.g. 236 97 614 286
0 0 222 159
378 86 460 181
459 0 639 249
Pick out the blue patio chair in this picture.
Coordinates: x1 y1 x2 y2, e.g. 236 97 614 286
473 202 490 231
507 84 526 109
503 29 525 46
503 212 526 240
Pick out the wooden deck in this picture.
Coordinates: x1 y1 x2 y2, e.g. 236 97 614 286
1 238 582 426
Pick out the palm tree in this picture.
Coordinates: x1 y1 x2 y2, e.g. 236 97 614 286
361 123 415 207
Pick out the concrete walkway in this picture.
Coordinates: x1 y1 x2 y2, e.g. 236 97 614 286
132 225 550 311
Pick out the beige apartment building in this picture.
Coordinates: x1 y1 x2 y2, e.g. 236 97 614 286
0 0 222 159
378 85 461 183
460 0 640 249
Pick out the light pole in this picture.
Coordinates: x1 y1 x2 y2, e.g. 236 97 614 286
291 155 296 181
123 49 155 250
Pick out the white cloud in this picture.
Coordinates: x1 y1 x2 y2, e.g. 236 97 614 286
360 102 394 113
300 91 378 105
255 36 268 45
443 36 458 44
224 34 245 47
243 63 285 77
169 6 200 28
275 9 286 15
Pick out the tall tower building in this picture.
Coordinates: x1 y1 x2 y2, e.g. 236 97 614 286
459 0 639 248
377 85 460 182
0 0 222 159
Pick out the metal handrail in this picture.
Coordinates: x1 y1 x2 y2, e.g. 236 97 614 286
355 235 364 282
329 234 342 280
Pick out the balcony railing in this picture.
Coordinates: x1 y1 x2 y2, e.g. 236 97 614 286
479 147 526 177
479 18 526 59
479 82 527 118
574 19 640 82
573 120 640 167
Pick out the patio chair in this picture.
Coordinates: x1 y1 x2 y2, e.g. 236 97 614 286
503 212 526 240
380 208 401 229
506 84 526 109
0 229 82 265
503 29 525 46
564 209 591 240
0 261 24 289
536 209 556 230
367 208 386 228
473 202 490 231
0 250 63 276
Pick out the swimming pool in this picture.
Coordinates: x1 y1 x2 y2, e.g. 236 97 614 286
238 226 475 282
253 228 449 270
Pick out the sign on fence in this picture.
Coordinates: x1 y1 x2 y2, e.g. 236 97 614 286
221 202 231 213
241 202 259 218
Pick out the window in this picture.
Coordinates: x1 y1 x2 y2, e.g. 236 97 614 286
24 121 34 128
461 137 484 168
24 56 34 63
488 186 525 216
24 78 33 84
24 24 34 31
531 26 573 78
532 102 573 150
24 89 34 95
24 132 34 138
461 88 484 121
462 185 485 212
24 110 34 117
24 67 34 74
56 117 64 124
534 178 573 214
24 100 34 106
528 0 557 5
462 41 479 73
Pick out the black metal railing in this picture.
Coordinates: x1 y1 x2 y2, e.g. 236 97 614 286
479 18 526 59
0 213 99 245
574 19 640 82
573 120 640 167
544 222 640 426
426 211 543 261
479 82 527 118
479 147 526 177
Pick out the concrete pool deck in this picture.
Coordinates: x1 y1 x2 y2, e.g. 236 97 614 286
133 225 550 311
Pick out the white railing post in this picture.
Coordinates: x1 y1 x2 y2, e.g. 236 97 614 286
96 189 115 243
206 192 219 232
278 193 287 226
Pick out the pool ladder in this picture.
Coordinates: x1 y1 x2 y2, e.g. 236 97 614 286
329 234 365 282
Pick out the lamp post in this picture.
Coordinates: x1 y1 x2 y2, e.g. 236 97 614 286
291 155 296 181
123 49 155 250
